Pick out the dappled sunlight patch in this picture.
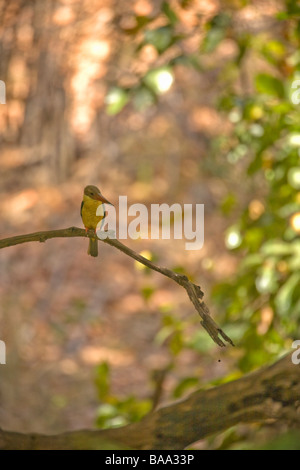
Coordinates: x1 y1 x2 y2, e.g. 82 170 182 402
58 358 79 375
133 0 153 16
189 106 223 135
1 189 39 222
257 306 274 336
114 293 145 314
52 6 75 26
150 289 175 310
79 345 133 366
248 199 265 220
290 212 300 233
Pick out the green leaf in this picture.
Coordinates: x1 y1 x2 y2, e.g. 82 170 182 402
143 67 174 94
261 240 292 256
141 285 155 301
201 13 231 53
155 325 174 345
123 16 152 35
256 265 278 294
256 431 300 450
95 362 110 401
169 330 184 355
275 272 300 316
220 193 237 215
221 322 248 342
187 329 214 353
288 242 300 270
244 227 264 251
255 73 285 98
210 12 232 29
261 40 286 65
247 153 263 175
162 1 178 25
202 28 225 53
105 87 129 115
240 254 263 268
95 403 120 429
144 26 174 54
173 377 199 398
288 167 300 189
116 396 152 422
169 54 203 71
132 85 155 111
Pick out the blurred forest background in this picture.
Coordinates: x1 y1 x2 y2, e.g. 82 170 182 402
0 0 300 450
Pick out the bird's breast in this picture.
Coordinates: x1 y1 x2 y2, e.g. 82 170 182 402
81 198 105 230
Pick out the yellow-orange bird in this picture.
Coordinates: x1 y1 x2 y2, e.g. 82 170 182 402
81 185 113 257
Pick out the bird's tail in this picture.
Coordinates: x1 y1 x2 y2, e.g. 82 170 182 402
88 238 98 257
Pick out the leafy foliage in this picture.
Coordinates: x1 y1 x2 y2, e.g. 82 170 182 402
95 362 152 428
95 0 300 448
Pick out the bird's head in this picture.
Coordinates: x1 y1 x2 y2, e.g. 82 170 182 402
84 185 113 205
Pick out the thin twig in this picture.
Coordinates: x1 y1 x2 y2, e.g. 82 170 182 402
0 227 234 347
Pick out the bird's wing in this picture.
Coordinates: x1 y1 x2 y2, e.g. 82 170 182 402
80 200 84 218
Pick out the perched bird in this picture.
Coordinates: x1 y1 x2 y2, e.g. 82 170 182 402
81 185 113 257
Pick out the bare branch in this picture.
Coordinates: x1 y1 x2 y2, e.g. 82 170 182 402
0 227 233 347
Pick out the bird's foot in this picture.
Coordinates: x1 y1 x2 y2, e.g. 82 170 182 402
85 228 96 237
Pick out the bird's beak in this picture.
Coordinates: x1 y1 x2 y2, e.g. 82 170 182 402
94 192 114 206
